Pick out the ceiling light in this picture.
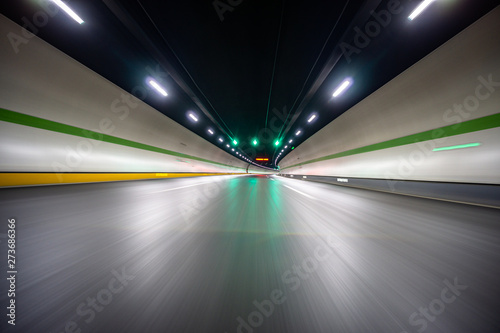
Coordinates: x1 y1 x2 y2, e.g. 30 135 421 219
252 139 258 146
208 129 214 135
289 139 293 143
51 0 84 24
275 140 280 146
285 145 288 149
148 79 168 96
408 0 435 20
218 137 224 142
232 148 235 151
233 139 238 146
295 130 301 136
188 113 198 122
226 144 230 148
307 114 317 122
332 79 352 98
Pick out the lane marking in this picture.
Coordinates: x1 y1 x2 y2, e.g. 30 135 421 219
152 181 217 193
283 185 316 200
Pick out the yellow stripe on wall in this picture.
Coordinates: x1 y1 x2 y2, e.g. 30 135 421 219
0 172 246 187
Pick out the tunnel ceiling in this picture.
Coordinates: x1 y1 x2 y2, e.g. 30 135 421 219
0 0 497 168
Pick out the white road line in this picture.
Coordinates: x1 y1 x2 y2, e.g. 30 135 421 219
283 185 316 200
151 182 213 193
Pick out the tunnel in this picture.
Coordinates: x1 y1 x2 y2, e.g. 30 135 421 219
0 1 499 332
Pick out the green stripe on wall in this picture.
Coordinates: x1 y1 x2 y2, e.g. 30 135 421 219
0 108 246 171
282 112 500 170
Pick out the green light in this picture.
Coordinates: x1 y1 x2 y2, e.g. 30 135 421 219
252 139 258 146
432 143 480 151
291 146 295 150
275 140 280 146
233 139 238 146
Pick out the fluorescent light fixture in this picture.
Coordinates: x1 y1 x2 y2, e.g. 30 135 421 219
188 113 198 122
332 79 352 98
432 143 480 151
231 148 235 151
218 137 224 142
207 129 214 135
284 145 288 149
226 144 230 148
289 139 293 143
51 0 84 24
307 114 317 122
408 0 436 20
148 79 168 96
295 130 301 136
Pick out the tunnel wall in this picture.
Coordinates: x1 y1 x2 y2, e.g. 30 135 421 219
278 6 500 184
247 164 276 175
0 14 264 186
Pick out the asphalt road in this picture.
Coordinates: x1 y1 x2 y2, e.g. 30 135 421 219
0 175 499 333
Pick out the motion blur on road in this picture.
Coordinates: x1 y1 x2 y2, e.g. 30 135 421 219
1 175 499 333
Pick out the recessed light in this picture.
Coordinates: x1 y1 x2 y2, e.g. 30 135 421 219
307 114 317 123
148 79 168 96
408 0 435 20
332 79 351 98
51 0 84 24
